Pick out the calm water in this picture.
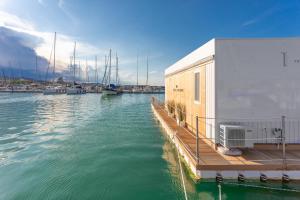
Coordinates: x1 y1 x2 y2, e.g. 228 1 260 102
0 93 299 200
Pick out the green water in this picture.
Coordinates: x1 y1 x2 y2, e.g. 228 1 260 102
0 93 299 200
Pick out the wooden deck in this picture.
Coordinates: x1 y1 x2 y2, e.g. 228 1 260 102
152 102 300 171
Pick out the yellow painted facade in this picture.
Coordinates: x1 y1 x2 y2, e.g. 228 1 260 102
165 61 213 136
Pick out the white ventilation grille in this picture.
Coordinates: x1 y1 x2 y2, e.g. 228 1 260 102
220 125 246 148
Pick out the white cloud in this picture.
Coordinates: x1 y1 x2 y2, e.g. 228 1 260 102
242 5 281 27
0 7 165 85
0 11 35 31
0 11 105 72
242 19 256 27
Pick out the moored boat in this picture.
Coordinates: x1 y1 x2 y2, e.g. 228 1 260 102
101 49 121 96
143 85 152 93
43 86 66 95
66 42 86 95
102 84 118 95
43 32 65 95
66 83 86 95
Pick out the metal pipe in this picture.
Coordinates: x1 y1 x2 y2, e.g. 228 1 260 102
282 115 286 168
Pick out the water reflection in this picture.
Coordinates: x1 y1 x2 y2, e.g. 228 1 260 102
159 120 300 200
161 129 217 199
0 93 103 164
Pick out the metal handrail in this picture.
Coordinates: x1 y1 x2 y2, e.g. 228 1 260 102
151 96 300 168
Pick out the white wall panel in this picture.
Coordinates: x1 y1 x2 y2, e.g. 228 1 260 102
205 61 216 141
215 38 300 143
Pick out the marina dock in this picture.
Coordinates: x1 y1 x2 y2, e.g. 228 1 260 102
151 98 300 181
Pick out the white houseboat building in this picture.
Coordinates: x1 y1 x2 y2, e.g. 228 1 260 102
152 38 300 181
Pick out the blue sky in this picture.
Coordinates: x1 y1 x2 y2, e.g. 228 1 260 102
0 0 299 85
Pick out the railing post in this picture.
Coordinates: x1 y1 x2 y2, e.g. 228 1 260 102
282 115 286 168
196 116 199 164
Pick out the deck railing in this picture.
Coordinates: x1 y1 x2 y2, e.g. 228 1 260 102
151 96 300 169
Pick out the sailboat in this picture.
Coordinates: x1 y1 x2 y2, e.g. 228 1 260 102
66 42 86 95
143 56 152 93
44 32 66 95
132 55 142 93
102 49 120 96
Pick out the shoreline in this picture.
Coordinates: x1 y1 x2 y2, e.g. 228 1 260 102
0 90 165 94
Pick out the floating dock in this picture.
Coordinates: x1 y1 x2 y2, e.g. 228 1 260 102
151 101 300 181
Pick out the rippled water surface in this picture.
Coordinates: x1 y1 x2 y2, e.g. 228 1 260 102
0 93 299 200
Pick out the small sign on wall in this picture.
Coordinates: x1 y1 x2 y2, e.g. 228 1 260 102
281 51 300 66
173 84 183 92
173 88 184 92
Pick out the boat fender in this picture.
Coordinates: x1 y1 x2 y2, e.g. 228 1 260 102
216 173 223 183
282 174 290 183
260 174 267 182
238 174 245 182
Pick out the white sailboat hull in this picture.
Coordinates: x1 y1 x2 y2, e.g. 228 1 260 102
102 89 118 95
43 88 66 95
66 88 86 95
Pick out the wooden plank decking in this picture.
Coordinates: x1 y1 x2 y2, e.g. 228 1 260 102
152 102 300 171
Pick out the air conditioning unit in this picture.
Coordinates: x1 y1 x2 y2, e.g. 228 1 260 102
219 124 247 148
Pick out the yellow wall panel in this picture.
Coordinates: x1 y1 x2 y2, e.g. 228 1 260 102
165 61 212 136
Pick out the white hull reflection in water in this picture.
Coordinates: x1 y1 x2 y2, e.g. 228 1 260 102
0 93 299 200
102 89 118 96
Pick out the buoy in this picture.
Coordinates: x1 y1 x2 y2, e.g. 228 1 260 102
260 174 268 182
282 174 290 183
216 173 223 183
238 174 245 182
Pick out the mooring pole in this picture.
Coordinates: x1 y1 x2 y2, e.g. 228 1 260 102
218 184 222 200
282 115 286 168
196 116 199 164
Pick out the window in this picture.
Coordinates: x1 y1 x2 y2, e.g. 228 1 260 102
194 72 200 102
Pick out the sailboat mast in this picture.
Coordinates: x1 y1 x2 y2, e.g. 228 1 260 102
95 56 98 84
146 56 148 86
108 49 111 86
101 55 107 86
79 61 81 82
86 57 88 83
1 68 6 85
73 42 76 83
35 56 38 81
69 56 72 74
53 32 56 80
116 53 118 85
136 55 139 86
